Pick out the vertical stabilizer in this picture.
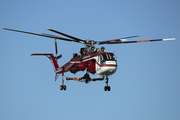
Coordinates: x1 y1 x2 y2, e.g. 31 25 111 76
50 55 59 71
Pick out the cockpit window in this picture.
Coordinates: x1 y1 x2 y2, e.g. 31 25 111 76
102 54 107 60
110 54 116 60
106 54 109 59
108 54 112 59
100 54 116 61
100 55 103 61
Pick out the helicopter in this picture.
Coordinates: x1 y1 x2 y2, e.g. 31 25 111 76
3 28 176 91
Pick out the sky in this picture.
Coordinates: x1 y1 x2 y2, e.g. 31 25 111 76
0 0 180 120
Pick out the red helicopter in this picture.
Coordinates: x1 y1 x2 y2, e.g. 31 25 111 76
3 28 176 91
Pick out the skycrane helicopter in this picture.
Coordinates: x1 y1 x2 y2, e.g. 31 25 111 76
3 28 176 91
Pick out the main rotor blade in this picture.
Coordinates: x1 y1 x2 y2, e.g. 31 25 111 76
98 35 140 45
3 28 75 42
47 29 85 43
98 38 176 45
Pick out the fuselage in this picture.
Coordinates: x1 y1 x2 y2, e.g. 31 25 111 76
56 52 117 76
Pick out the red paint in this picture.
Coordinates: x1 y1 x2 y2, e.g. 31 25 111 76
70 62 87 73
50 56 59 69
62 67 64 85
110 40 117 43
137 40 150 43
100 64 117 67
87 60 96 73
80 62 86 70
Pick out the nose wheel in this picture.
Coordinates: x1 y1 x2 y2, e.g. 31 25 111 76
60 85 66 91
104 76 111 91
104 86 111 91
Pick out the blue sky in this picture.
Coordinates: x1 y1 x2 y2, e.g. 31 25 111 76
0 0 179 120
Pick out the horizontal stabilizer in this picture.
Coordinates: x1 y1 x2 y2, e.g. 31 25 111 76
31 53 59 71
31 53 53 56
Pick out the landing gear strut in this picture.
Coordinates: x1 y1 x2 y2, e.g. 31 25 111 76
60 67 67 91
104 76 111 91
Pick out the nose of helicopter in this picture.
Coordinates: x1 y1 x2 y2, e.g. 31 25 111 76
98 60 117 75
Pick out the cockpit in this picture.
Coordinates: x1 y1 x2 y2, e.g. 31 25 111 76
98 53 116 65
96 53 117 76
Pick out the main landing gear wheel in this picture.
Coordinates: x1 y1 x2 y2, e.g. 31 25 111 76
104 76 111 91
60 85 66 91
104 86 111 91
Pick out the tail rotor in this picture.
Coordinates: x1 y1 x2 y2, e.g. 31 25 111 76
54 39 62 60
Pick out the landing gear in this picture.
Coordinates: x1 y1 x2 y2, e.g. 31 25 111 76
59 67 67 91
60 85 66 91
104 86 111 91
58 71 111 91
104 76 111 91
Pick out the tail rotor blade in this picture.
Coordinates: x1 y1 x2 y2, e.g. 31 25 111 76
54 39 62 60
55 39 58 57
56 54 62 59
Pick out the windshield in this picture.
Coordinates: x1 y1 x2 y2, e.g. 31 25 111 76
100 54 116 61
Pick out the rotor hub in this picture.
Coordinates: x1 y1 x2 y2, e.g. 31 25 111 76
80 46 105 55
